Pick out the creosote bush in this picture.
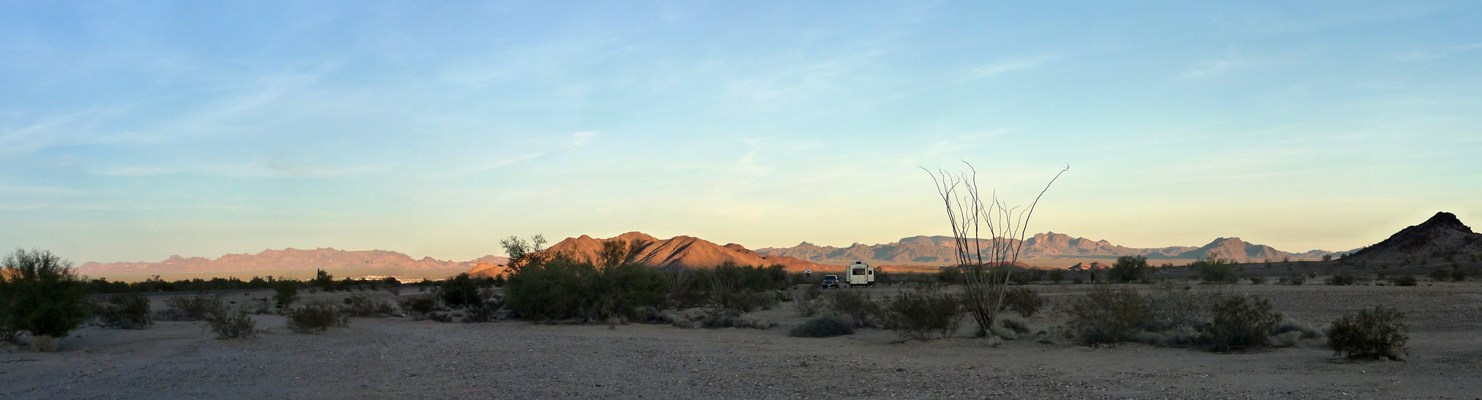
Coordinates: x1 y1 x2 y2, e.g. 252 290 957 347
1109 255 1151 283
885 283 961 340
94 293 153 329
204 307 256 339
272 280 299 309
1065 286 1152 345
1390 275 1418 287
1327 271 1357 286
1002 287 1044 318
1 249 92 346
1200 295 1282 352
789 315 854 338
1327 306 1408 361
1193 257 1239 284
287 301 349 333
398 296 436 320
824 290 888 329
157 293 223 321
342 293 396 317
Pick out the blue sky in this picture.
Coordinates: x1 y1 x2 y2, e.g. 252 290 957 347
3 1 1479 263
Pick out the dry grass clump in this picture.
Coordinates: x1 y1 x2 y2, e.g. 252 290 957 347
341 294 396 317
1327 306 1408 361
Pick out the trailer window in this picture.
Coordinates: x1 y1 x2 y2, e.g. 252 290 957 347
852 269 865 275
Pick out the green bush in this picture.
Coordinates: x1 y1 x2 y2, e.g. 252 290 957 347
1390 275 1418 287
885 285 961 340
438 273 484 307
272 280 299 309
156 293 223 321
342 293 396 317
1327 306 1408 361
1193 257 1238 284
1065 286 1154 345
1002 287 1044 318
1048 269 1066 284
287 301 349 333
825 290 888 328
789 315 854 337
1199 295 1282 351
0 249 92 343
1326 271 1357 286
1109 255 1151 283
398 296 436 320
204 307 256 339
1286 274 1307 285
505 260 667 322
94 293 153 329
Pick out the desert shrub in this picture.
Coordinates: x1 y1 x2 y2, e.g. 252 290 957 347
1199 295 1282 352
398 296 436 320
272 280 299 309
1327 306 1408 361
94 293 152 329
438 273 484 307
156 293 223 321
825 290 887 328
1144 283 1214 332
1287 274 1307 285
1273 317 1322 339
1109 255 1151 283
1193 257 1238 284
1000 317 1030 335
885 284 962 340
1428 268 1450 282
429 312 454 323
287 301 349 333
203 307 256 339
1002 287 1044 318
462 301 501 323
793 285 826 317
790 315 854 338
1065 286 1154 345
1248 276 1266 285
1326 271 1357 286
1390 275 1418 287
1048 269 1066 284
342 293 396 317
1450 268 1467 282
0 249 92 343
505 259 667 322
714 289 778 313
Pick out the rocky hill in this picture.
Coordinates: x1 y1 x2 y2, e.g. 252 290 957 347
77 248 507 279
1346 212 1482 262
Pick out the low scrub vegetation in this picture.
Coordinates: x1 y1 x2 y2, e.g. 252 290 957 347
287 301 349 333
1063 285 1297 352
398 296 437 320
1326 271 1358 286
1193 257 1239 284
884 283 961 340
93 293 152 329
1002 287 1044 318
203 307 256 339
342 294 396 317
156 293 223 321
1327 306 1408 361
1109 255 1151 283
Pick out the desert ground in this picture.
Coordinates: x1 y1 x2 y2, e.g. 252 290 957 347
3 282 1481 400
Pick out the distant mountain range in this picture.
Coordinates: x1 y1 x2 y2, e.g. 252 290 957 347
756 232 1348 266
77 248 507 280
476 232 841 275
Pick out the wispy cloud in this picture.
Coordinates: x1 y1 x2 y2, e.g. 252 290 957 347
436 131 599 178
97 161 390 178
971 57 1052 78
1181 50 1257 79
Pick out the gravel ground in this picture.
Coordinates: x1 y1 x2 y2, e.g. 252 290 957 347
3 283 1481 399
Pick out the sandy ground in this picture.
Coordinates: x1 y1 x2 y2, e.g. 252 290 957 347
3 283 1481 399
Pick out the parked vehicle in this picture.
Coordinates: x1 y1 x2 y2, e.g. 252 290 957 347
845 261 875 287
820 275 839 289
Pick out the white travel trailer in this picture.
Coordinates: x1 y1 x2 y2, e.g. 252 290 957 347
845 261 875 287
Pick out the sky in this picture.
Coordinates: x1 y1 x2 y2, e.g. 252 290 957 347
2 1 1480 263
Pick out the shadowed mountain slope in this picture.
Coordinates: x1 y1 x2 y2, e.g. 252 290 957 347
78 248 507 279
1346 212 1482 262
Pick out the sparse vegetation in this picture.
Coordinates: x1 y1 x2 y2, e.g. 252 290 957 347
789 315 854 338
1326 271 1357 286
398 296 436 320
1065 286 1153 345
438 273 485 308
272 280 299 309
1327 306 1408 361
156 293 223 321
342 293 396 317
824 289 888 329
1390 275 1418 286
